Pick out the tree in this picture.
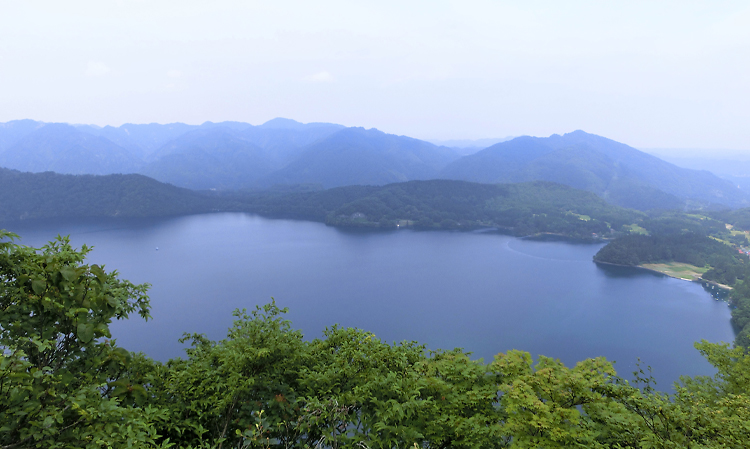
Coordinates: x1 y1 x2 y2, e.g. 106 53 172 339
0 230 168 448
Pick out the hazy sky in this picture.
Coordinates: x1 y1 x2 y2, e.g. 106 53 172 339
1 1 748 149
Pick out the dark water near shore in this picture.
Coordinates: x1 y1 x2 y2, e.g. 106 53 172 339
5 213 735 389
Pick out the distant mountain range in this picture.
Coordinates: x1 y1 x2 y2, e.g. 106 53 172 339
0 119 747 211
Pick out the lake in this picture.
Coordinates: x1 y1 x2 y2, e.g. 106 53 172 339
4 213 736 389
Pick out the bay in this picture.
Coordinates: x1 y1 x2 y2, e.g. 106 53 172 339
4 212 735 389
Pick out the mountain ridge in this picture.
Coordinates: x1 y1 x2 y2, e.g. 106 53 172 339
1 120 746 210
441 130 747 210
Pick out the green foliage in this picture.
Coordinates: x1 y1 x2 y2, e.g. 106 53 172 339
5 230 750 448
0 168 218 222
593 233 742 268
0 230 168 448
0 168 642 241
231 180 643 239
492 350 618 447
708 207 750 230
141 303 308 448
133 307 750 449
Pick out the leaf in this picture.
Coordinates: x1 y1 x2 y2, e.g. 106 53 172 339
90 264 107 283
77 322 94 343
31 279 46 295
59 266 77 281
95 322 112 338
42 416 55 428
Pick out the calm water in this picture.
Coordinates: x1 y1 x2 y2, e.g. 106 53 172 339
4 213 735 388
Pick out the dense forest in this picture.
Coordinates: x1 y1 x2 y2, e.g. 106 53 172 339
2 231 750 448
592 233 742 269
0 168 218 221
0 170 644 240
225 180 645 239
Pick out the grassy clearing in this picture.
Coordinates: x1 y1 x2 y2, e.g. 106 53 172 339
640 262 708 281
709 235 734 246
625 223 649 235
730 229 750 243
567 212 591 221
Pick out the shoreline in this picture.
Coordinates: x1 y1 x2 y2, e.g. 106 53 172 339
594 260 733 291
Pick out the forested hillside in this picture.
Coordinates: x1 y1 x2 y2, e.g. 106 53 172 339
593 233 741 267
260 127 460 188
139 128 275 190
0 168 216 221
0 169 642 240
227 179 644 238
2 232 749 448
441 130 747 210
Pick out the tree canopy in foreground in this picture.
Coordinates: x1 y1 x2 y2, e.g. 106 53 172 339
2 230 749 448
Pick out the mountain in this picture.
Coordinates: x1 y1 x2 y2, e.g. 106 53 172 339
427 137 514 156
0 123 143 175
0 119 45 151
74 118 342 162
236 119 345 167
440 130 748 210
0 167 216 222
140 128 273 190
135 119 345 189
76 122 202 160
262 127 460 188
646 153 750 193
3 120 746 212
76 121 260 160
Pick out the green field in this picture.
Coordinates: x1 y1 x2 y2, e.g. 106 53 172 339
624 223 649 235
640 262 708 281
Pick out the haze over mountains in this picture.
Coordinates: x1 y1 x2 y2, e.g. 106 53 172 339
0 118 747 211
440 131 749 210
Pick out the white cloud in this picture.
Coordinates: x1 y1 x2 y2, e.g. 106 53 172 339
166 69 182 78
85 61 111 77
307 71 334 83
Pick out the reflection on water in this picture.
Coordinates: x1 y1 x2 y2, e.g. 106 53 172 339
2 213 736 390
596 263 663 280
597 263 733 302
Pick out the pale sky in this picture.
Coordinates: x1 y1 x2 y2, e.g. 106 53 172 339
1 1 748 149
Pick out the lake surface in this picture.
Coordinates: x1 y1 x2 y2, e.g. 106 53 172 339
4 213 736 389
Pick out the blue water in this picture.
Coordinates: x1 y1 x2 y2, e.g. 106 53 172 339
5 213 735 389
